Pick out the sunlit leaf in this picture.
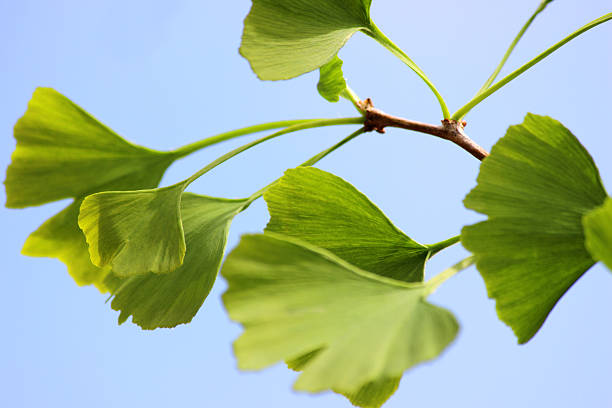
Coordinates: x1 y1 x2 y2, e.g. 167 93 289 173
583 197 612 272
107 193 248 329
240 0 373 80
21 200 112 291
79 185 185 277
265 167 431 282
5 88 176 290
5 87 175 208
222 233 458 402
462 113 607 343
288 349 400 408
317 55 347 103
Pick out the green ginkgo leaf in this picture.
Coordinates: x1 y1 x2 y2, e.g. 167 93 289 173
5 87 175 208
107 193 248 329
317 55 347 103
288 349 400 408
5 88 176 290
21 200 112 291
240 0 373 80
265 167 433 282
78 185 185 277
462 113 607 343
583 197 612 272
221 233 458 403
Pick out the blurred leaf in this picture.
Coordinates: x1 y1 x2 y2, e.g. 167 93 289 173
108 193 248 329
79 185 185 277
240 0 372 80
288 349 399 408
583 197 612 272
21 200 112 291
462 113 607 343
265 167 430 282
317 55 347 103
5 88 175 290
5 87 175 208
222 233 458 401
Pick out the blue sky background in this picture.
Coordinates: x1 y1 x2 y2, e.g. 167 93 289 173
1 1 611 407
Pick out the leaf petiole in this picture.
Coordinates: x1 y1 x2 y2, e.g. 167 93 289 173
246 127 367 204
364 23 451 119
426 256 475 295
170 119 318 159
427 235 461 255
475 0 554 96
177 117 364 190
452 12 612 120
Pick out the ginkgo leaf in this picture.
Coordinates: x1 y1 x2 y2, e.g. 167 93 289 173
221 233 458 401
240 0 373 80
5 88 176 290
5 87 175 208
265 167 432 282
462 113 608 343
21 200 112 291
107 193 248 329
583 197 612 272
287 349 400 408
78 185 185 277
317 55 347 103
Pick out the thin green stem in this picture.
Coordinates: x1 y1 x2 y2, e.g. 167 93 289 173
427 235 461 255
341 86 365 115
426 256 475 295
364 23 451 119
177 117 364 190
246 127 367 203
452 12 612 120
170 119 316 159
476 0 553 96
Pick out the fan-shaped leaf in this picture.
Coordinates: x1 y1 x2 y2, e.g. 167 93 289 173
5 87 175 208
79 185 185 277
317 55 347 103
222 233 458 403
583 197 612 272
240 0 373 80
107 193 248 329
462 113 607 343
5 88 176 290
265 167 431 282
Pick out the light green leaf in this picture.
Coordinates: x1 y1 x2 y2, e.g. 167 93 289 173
78 185 185 277
462 113 607 343
288 349 400 408
21 200 112 291
5 87 175 208
5 88 176 290
107 193 248 329
240 0 373 80
221 233 458 401
583 197 612 272
264 167 431 282
317 55 347 103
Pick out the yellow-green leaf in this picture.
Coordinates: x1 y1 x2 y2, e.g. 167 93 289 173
462 113 607 343
5 88 176 290
265 167 432 282
240 0 373 80
222 233 459 405
78 185 185 277
108 193 248 329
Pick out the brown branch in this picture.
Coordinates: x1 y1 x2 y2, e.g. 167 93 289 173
359 98 489 161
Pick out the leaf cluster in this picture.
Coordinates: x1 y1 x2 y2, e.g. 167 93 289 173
5 1 612 407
